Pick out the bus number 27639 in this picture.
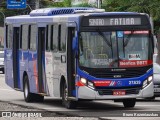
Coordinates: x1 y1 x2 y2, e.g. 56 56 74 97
129 81 141 85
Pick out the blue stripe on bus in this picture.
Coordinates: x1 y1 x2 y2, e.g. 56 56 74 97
77 67 153 88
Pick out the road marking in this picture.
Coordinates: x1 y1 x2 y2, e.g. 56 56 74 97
0 89 15 91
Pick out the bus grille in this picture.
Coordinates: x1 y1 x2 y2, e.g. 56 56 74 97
97 88 141 95
82 65 152 78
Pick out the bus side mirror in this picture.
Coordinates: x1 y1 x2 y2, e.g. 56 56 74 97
72 37 78 57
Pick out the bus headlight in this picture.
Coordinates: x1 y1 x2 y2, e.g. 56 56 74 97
142 76 153 88
80 78 95 89
148 76 153 83
80 78 87 85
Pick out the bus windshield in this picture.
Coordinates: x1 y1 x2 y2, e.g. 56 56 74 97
79 31 152 68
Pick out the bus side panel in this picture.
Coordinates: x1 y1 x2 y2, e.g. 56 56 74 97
5 49 14 88
19 50 24 91
45 52 53 96
19 50 29 91
28 51 38 93
52 52 61 97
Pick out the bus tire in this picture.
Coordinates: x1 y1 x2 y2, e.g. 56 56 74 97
123 99 136 108
23 76 35 102
34 94 44 102
61 82 77 109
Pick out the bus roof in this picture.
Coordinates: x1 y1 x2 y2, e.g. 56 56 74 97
5 7 148 24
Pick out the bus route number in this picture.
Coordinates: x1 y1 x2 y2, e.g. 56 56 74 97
129 81 141 85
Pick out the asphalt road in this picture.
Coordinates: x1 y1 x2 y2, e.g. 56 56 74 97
0 73 160 119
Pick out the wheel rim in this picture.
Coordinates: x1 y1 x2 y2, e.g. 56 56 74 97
24 82 28 98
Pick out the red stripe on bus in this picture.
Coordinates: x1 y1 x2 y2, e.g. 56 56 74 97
76 81 85 86
93 80 112 86
119 60 152 67
33 59 39 92
124 30 149 34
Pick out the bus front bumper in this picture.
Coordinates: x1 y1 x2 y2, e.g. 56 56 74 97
78 82 154 100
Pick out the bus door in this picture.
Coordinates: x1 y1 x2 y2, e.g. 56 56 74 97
45 25 54 96
13 27 20 89
5 25 14 88
52 24 67 96
67 25 76 98
38 27 46 93
28 24 38 93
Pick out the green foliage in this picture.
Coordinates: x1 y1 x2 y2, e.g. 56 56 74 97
73 3 92 7
102 0 160 32
1 0 160 32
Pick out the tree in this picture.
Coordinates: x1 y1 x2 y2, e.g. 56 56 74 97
1 0 160 32
102 0 160 32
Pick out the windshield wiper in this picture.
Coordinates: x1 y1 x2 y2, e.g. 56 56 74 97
124 31 133 47
97 29 111 47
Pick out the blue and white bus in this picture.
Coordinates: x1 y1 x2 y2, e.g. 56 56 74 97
5 7 154 109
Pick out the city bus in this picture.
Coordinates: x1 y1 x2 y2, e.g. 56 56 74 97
4 7 154 109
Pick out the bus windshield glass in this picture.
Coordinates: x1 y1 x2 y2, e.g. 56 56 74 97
79 31 152 68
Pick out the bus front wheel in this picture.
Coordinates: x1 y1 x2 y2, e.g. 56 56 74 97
122 99 136 108
61 82 77 109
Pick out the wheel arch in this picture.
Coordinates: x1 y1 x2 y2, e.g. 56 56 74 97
22 71 28 90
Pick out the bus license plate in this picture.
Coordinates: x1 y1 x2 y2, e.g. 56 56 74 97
113 90 126 95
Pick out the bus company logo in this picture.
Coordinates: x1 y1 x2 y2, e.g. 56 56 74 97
117 81 122 86
128 54 140 60
109 81 116 86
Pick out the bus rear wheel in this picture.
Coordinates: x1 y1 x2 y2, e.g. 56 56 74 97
23 76 35 102
23 76 44 102
123 99 136 108
61 82 77 109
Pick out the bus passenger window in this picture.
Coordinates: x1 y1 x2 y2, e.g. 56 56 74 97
51 25 58 52
6 25 13 49
46 25 50 51
30 25 37 50
58 25 61 51
60 24 66 52
21 25 28 50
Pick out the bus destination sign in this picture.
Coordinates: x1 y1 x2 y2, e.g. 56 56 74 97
88 18 141 26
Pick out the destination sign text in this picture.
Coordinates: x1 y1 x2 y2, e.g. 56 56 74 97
89 18 141 26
